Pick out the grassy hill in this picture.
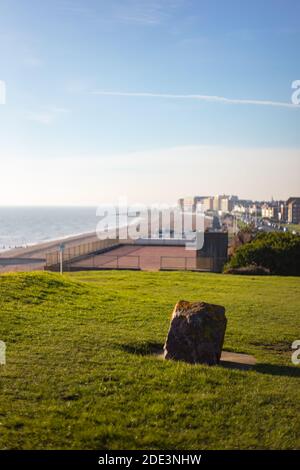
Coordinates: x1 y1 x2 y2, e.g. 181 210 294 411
0 271 299 449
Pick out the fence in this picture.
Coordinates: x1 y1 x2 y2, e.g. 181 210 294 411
0 261 44 274
45 238 120 269
66 254 140 271
160 256 197 271
45 239 226 273
160 256 221 272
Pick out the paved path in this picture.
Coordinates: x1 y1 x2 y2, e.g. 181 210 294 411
1 238 198 273
71 245 196 271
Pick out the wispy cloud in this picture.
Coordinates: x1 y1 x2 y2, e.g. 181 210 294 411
60 0 184 26
92 90 300 109
113 0 184 25
0 80 6 105
59 2 93 16
24 107 70 125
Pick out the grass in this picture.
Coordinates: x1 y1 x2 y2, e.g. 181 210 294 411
281 223 300 233
0 270 300 450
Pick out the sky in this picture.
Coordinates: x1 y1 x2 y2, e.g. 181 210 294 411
0 0 299 205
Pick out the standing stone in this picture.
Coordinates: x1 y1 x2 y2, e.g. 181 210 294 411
164 300 227 365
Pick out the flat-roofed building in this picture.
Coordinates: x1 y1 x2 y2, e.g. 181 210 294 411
261 203 279 220
287 197 300 224
178 196 209 212
216 195 238 213
179 195 238 214
201 197 214 212
249 204 262 216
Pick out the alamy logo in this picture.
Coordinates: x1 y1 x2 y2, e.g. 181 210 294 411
0 80 6 104
96 200 205 250
291 80 300 105
291 340 300 365
0 341 6 365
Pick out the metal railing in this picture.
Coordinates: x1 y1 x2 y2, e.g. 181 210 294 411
0 259 45 273
160 256 218 271
45 238 119 268
67 254 140 271
160 256 197 271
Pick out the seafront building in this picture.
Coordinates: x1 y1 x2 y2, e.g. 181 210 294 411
178 195 300 225
286 197 300 224
178 195 238 214
261 203 279 221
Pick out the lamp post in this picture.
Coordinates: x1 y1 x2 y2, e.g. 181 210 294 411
59 243 65 275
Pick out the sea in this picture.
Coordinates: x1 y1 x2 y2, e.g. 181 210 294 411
0 207 100 252
0 206 209 253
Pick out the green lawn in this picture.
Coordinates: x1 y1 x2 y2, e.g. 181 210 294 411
0 270 299 450
281 223 300 233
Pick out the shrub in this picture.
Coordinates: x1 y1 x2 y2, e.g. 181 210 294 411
228 226 256 257
226 232 300 275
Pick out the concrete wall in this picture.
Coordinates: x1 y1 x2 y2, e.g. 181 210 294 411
196 232 228 273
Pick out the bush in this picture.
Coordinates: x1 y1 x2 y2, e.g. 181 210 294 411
228 226 256 257
226 232 300 275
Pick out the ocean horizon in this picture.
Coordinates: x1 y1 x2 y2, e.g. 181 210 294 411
0 206 100 252
0 206 209 253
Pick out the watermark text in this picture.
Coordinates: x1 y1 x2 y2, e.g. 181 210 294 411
291 340 300 365
0 80 6 104
0 341 6 365
291 80 300 105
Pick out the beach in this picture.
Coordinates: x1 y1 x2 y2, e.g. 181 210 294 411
0 231 99 273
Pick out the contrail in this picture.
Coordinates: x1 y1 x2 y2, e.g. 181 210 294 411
92 90 299 109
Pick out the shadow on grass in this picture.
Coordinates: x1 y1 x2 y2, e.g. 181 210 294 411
219 361 300 375
118 341 300 377
219 361 253 371
253 363 300 378
119 341 163 356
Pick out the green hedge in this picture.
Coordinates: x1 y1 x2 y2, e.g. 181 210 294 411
227 232 300 275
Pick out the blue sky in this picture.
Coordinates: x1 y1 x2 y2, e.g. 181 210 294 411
0 0 299 204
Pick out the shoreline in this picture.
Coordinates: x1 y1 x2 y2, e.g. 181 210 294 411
0 230 98 256
0 224 130 272
0 230 99 262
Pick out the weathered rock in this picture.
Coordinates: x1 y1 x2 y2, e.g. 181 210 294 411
164 300 227 365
